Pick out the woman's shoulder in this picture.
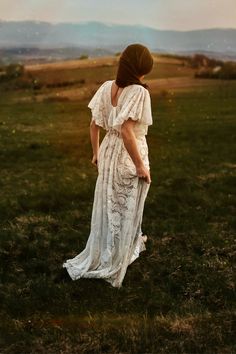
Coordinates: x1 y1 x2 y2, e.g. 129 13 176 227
103 81 147 90
93 80 112 94
126 84 150 98
130 83 147 91
126 85 150 104
102 80 119 88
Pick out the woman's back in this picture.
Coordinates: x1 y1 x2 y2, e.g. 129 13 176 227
88 80 153 137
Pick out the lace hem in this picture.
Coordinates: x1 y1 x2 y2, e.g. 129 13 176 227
62 234 148 287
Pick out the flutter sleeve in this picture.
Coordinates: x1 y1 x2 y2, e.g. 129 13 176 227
87 82 107 128
111 85 153 129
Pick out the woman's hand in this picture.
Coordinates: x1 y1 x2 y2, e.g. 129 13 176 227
91 154 98 167
121 119 151 184
136 164 151 184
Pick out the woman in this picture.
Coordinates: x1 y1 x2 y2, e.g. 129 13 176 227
62 43 154 288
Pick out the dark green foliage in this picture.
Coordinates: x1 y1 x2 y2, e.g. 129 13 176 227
0 63 24 81
195 61 236 80
79 54 89 60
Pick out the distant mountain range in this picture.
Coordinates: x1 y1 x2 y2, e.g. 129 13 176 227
0 20 236 62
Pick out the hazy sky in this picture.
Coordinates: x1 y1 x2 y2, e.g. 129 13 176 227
0 0 235 30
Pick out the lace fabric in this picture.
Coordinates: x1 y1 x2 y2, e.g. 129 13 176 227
62 80 153 288
88 80 153 134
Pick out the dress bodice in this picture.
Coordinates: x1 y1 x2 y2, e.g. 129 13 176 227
88 80 153 137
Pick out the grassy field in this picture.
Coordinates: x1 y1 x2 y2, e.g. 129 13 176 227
8 57 207 105
0 61 236 353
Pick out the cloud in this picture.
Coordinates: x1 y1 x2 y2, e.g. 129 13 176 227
0 0 235 30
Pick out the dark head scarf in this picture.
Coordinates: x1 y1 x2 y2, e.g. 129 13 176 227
115 43 154 89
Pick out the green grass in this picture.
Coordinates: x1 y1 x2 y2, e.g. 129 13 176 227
0 80 236 353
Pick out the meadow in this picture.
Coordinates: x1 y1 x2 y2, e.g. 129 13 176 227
0 57 235 353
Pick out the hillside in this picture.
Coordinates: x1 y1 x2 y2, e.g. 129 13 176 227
0 21 236 62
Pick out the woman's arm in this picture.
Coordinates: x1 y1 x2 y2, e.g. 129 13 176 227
90 119 100 167
121 118 151 183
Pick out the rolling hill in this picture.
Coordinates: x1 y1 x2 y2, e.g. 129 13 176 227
0 20 236 62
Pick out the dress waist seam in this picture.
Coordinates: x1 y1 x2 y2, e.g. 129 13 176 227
106 128 146 139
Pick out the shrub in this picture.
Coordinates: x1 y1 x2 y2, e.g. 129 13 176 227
79 54 89 60
219 62 236 79
195 62 236 80
31 78 42 90
6 63 24 78
190 54 224 69
45 79 86 88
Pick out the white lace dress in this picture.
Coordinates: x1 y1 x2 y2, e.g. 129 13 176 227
62 80 153 288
